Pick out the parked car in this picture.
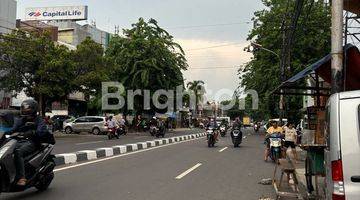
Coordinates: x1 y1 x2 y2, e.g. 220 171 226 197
325 90 360 200
63 116 108 135
51 115 73 132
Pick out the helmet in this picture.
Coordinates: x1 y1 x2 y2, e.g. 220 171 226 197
20 99 38 117
153 116 157 120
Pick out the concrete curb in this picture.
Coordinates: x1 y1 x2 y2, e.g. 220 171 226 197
54 132 206 166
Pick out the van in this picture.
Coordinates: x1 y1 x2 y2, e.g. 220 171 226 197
63 116 108 135
325 90 360 200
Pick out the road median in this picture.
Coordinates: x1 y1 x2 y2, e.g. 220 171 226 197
54 132 206 166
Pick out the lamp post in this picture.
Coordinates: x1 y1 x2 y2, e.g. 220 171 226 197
245 42 284 120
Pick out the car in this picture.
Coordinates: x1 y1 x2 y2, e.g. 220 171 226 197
324 90 360 200
51 115 73 131
63 116 108 135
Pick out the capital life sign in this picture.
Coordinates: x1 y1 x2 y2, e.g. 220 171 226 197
25 6 88 21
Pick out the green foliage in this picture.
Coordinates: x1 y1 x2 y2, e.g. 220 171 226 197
0 32 108 115
240 0 331 121
186 80 205 114
106 18 188 112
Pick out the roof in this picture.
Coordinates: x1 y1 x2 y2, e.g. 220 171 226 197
340 90 360 99
274 44 360 93
344 0 360 15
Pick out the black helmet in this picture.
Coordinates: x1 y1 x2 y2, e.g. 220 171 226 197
20 99 38 117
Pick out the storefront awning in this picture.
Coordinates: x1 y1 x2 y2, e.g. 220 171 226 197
273 44 360 95
344 0 360 15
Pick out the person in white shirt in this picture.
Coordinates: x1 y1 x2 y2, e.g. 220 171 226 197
107 116 116 129
283 123 298 161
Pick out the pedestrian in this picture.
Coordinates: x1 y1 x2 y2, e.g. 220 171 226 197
283 123 298 162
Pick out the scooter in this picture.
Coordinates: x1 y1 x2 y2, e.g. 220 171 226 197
267 132 284 163
155 126 165 138
0 130 55 195
206 127 216 147
107 127 119 140
149 125 158 136
231 127 243 147
116 126 126 136
219 125 227 137
254 124 259 133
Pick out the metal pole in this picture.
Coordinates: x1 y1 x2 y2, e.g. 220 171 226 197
331 0 344 94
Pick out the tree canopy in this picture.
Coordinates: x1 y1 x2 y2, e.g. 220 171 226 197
240 0 331 121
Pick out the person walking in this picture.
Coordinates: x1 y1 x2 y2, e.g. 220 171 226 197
283 123 298 162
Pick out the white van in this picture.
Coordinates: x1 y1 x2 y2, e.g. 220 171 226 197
325 90 360 200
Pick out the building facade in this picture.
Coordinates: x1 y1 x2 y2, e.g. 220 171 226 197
0 0 16 109
0 0 16 34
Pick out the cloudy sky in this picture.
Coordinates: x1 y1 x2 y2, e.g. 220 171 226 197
17 0 264 101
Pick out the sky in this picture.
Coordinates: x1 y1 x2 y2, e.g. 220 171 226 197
16 0 264 101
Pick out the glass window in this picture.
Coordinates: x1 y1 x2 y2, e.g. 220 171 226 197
74 118 87 123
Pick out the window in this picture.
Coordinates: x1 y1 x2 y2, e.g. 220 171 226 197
87 117 103 123
74 118 87 123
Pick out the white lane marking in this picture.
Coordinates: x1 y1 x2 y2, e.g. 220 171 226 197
54 134 204 173
76 141 103 145
243 136 247 139
175 163 202 179
218 147 228 152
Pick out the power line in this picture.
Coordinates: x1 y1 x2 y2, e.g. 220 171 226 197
188 66 239 69
185 42 244 51
166 21 251 30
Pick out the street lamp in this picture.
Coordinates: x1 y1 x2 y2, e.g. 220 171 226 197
244 41 285 120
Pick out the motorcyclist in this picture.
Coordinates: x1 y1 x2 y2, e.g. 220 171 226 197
232 117 242 130
220 119 228 128
264 121 284 161
206 117 219 141
6 99 55 186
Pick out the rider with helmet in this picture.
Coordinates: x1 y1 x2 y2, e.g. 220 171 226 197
6 99 55 186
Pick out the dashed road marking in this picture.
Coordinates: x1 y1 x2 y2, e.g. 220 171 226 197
175 163 202 179
219 147 228 152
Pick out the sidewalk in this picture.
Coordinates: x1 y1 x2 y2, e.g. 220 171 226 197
286 147 325 200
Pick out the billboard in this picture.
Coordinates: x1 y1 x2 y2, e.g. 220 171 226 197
25 6 88 21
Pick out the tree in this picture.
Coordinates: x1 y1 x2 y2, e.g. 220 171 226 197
72 37 109 97
186 80 205 115
0 31 74 115
106 18 188 113
240 0 331 121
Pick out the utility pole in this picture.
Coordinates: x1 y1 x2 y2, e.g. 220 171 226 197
331 0 344 94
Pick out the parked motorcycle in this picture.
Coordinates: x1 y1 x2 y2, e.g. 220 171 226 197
107 127 118 140
206 127 216 147
267 132 284 162
219 125 227 137
0 129 55 195
231 127 243 147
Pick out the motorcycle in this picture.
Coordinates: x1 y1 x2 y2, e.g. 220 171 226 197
254 124 259 133
267 132 284 162
206 127 216 147
116 126 126 136
107 127 118 140
199 122 205 129
219 125 227 137
231 127 243 147
0 128 55 195
149 125 158 136
155 125 165 138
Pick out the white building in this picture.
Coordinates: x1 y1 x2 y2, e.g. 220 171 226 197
0 0 16 34
0 0 16 109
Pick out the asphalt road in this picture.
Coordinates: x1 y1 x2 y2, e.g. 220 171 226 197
53 129 200 154
2 129 276 200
